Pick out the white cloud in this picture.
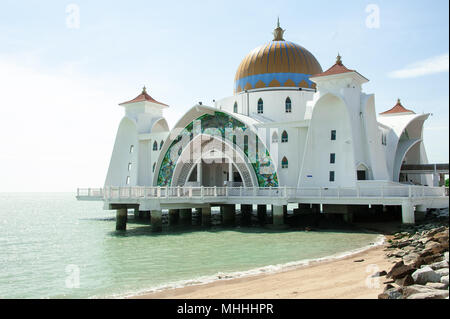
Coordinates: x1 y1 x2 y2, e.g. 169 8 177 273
388 53 449 79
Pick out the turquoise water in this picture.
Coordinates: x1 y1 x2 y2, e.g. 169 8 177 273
0 193 380 299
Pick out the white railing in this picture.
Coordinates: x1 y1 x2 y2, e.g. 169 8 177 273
77 185 448 200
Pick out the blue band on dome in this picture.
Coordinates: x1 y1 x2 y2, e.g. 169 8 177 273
235 72 313 91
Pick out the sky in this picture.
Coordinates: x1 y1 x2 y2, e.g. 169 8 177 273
0 0 448 192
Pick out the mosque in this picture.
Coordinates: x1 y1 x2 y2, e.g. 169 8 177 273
77 21 448 231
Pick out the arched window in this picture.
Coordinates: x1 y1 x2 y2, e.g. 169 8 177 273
281 130 288 143
244 135 249 154
233 102 238 113
233 135 237 145
153 141 158 151
152 162 156 172
257 98 263 114
285 97 292 113
160 140 164 150
272 131 278 143
282 157 288 169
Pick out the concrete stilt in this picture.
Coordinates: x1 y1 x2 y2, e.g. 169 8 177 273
179 209 192 225
201 207 212 226
240 204 253 226
116 208 127 231
272 205 284 226
415 204 427 221
168 209 180 226
151 210 162 232
222 205 236 226
401 202 415 224
133 208 139 219
257 205 267 226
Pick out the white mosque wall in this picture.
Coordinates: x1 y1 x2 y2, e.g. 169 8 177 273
298 93 357 187
104 117 139 187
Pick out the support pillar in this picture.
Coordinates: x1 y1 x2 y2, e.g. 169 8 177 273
222 205 236 226
116 208 127 231
134 208 139 219
179 209 192 225
401 202 415 224
433 173 440 187
272 205 284 226
439 173 445 187
151 210 162 232
257 205 267 226
201 207 212 226
415 204 427 221
241 204 253 226
168 209 180 226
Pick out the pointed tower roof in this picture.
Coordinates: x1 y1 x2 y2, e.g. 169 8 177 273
380 99 415 115
119 86 168 107
272 17 285 41
311 54 367 80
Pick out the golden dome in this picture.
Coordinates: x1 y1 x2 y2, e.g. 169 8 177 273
234 22 322 93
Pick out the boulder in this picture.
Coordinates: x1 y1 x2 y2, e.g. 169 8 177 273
403 253 420 267
424 241 446 255
425 282 448 290
440 275 449 286
412 266 442 284
406 290 449 299
445 252 449 263
387 261 416 280
395 274 414 287
429 260 448 270
436 268 449 277
403 284 448 299
378 287 403 299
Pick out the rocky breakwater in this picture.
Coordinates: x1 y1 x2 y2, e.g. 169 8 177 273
378 223 449 299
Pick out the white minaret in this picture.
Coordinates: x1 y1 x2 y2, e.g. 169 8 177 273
104 87 170 187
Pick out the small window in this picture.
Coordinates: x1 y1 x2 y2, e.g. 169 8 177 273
257 98 263 114
178 147 182 156
281 131 288 143
329 171 335 182
244 135 249 154
331 130 336 140
282 157 288 169
153 141 158 151
126 176 130 185
128 162 132 171
233 102 238 113
233 135 237 145
381 133 387 146
129 145 134 153
272 132 279 143
330 153 335 164
160 140 164 150
285 97 292 113
152 163 156 172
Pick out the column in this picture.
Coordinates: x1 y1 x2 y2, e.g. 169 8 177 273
179 209 192 225
433 173 439 187
116 208 127 231
151 210 162 232
257 205 267 226
240 204 253 226
272 205 284 226
168 209 180 226
222 205 236 226
401 202 415 224
228 162 233 182
197 161 202 185
201 207 212 226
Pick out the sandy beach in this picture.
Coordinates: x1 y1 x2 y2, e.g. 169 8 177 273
132 239 393 299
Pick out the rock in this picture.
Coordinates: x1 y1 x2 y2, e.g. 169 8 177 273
430 260 448 270
436 268 449 277
426 282 448 290
403 284 448 299
378 287 403 299
371 270 387 278
395 274 415 287
387 261 416 280
440 275 449 286
445 252 449 263
424 241 446 255
403 253 420 267
406 290 449 299
353 259 364 262
411 266 442 284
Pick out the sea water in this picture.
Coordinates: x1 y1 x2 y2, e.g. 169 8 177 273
0 193 381 298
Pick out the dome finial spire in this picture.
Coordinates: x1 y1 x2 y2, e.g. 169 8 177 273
142 86 147 94
336 53 342 65
273 17 285 41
